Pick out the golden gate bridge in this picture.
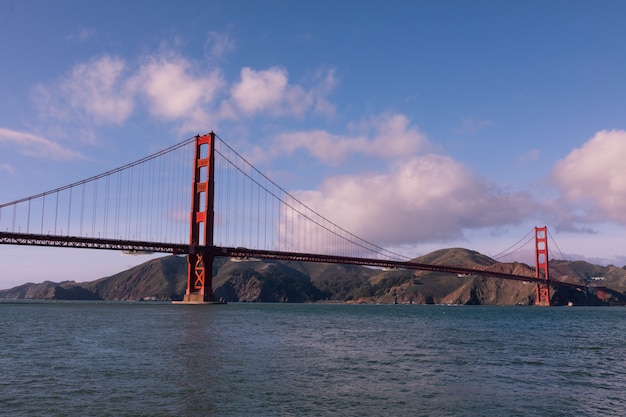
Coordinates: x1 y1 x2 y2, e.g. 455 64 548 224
0 132 604 306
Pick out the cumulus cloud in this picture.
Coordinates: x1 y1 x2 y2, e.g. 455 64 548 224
31 49 334 135
31 51 226 133
134 53 224 123
62 55 135 124
33 54 135 125
552 129 626 224
256 112 535 247
293 155 534 246
0 128 83 160
271 113 426 164
231 67 300 114
228 66 335 117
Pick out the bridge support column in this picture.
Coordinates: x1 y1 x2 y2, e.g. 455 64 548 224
535 283 550 306
182 132 216 304
184 249 215 303
534 226 551 306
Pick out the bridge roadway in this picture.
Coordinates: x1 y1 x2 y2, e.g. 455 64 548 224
0 231 582 290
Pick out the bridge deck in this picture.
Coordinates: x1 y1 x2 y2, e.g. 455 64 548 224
1 231 581 289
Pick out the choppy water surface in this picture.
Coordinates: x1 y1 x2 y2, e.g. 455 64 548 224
1 302 625 416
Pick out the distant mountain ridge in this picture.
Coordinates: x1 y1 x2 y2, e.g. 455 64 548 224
2 248 626 305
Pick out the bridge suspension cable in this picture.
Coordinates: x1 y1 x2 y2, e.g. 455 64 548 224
491 226 569 266
212 134 409 261
490 228 535 265
1 133 410 262
0 137 197 244
546 228 569 261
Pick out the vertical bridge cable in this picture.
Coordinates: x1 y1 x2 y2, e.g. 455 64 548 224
67 187 73 236
26 199 31 233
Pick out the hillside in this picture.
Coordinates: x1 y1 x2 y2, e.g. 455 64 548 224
2 248 626 305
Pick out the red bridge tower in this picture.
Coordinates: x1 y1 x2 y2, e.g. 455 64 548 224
534 226 551 306
182 133 216 303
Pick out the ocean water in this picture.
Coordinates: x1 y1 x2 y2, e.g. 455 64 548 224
1 302 625 416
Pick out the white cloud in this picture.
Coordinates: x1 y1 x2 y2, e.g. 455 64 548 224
0 128 83 160
32 51 226 133
30 49 336 137
293 155 534 246
271 113 426 164
135 53 224 122
231 67 294 114
229 67 334 117
272 129 367 164
61 55 135 124
552 129 626 224
33 55 135 125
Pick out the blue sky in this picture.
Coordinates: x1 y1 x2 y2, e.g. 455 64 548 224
2 0 626 288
